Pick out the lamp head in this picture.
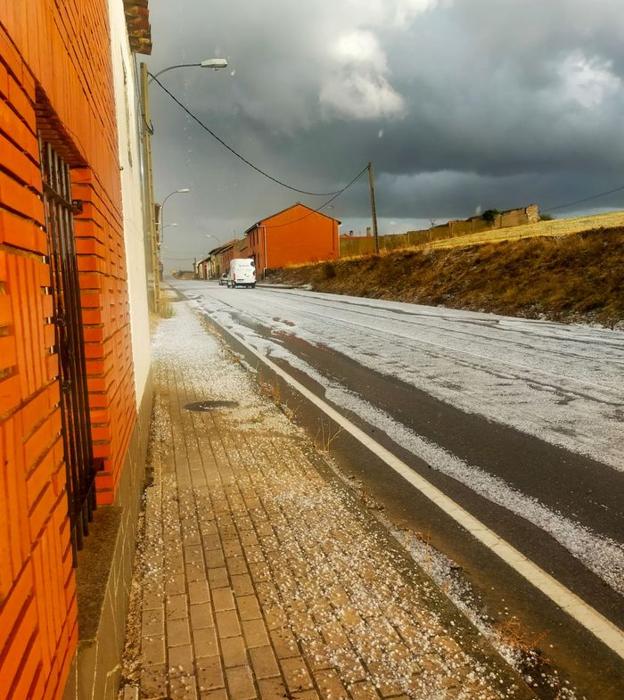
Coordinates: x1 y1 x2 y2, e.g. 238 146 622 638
201 58 228 70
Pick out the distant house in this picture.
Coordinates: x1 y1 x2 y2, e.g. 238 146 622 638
196 255 212 280
245 203 340 276
195 241 239 279
197 243 230 280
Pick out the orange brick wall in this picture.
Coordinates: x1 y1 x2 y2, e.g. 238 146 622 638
247 204 340 273
0 1 137 697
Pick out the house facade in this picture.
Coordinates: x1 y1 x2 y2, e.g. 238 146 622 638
196 239 250 280
245 203 340 276
0 2 152 698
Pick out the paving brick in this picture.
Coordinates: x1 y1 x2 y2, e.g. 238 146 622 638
205 549 226 569
258 677 290 699
140 664 168 698
224 666 256 699
226 556 249 576
168 644 194 676
212 587 235 611
203 534 222 551
143 592 165 611
190 602 215 630
269 626 300 660
231 573 254 597
196 656 225 690
255 581 279 607
236 594 262 621
248 561 270 582
208 567 230 588
186 560 206 582
189 580 211 605
223 539 244 557
167 618 191 647
314 669 349 700
249 645 280 679
221 636 247 668
216 609 242 639
167 593 189 620
349 681 380 700
280 657 314 694
142 608 165 637
170 674 199 699
241 618 270 648
166 573 187 596
141 636 166 666
185 544 204 563
194 627 219 658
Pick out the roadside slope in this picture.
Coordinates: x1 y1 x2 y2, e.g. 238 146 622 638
268 228 624 327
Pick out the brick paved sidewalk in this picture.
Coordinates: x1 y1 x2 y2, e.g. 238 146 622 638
119 301 531 699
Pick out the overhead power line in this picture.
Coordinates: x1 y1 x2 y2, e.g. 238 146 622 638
149 73 359 197
544 184 624 214
262 166 369 229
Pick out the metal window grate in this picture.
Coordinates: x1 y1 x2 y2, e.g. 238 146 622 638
40 139 97 565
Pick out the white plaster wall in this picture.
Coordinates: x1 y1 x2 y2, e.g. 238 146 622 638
108 0 151 405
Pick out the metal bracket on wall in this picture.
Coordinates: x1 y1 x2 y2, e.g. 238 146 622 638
71 199 84 215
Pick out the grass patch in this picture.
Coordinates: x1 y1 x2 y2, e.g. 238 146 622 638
158 299 174 318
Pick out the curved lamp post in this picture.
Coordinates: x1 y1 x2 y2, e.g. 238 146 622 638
149 58 228 83
158 188 190 246
141 57 228 305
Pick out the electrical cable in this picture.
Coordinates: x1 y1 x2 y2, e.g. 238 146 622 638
259 166 369 229
543 184 624 214
148 72 363 197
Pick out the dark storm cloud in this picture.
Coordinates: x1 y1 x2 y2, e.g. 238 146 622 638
146 0 624 266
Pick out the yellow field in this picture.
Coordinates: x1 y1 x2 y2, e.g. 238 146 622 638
421 210 624 251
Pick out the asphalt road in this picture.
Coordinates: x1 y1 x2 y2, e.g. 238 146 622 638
175 279 624 695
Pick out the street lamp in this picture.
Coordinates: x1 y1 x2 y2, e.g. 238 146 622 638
149 58 228 83
158 188 190 245
140 57 228 309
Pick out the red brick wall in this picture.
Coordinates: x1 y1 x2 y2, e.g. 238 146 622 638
0 1 137 697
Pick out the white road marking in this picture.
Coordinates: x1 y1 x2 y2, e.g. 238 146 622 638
207 310 624 661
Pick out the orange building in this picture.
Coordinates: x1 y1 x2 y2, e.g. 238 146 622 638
244 203 340 276
0 2 152 699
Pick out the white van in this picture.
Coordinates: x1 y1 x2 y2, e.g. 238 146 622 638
227 258 256 288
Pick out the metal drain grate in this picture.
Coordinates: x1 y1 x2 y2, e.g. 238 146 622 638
184 400 239 412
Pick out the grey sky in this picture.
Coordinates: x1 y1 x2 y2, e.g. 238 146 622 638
145 0 624 269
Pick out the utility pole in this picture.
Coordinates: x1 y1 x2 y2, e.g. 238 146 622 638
367 162 379 254
139 61 160 312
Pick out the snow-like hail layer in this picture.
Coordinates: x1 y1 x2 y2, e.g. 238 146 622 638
188 284 624 471
181 285 624 595
144 301 529 697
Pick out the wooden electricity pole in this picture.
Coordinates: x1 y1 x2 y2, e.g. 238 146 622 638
140 61 160 312
368 162 379 254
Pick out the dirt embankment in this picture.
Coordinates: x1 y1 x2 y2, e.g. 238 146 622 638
267 228 624 327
